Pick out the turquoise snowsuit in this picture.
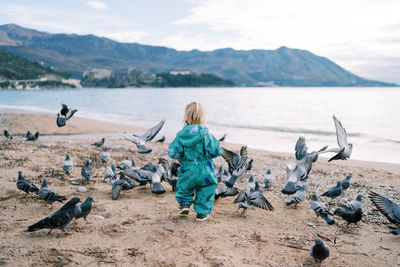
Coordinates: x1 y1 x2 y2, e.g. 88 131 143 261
168 125 222 215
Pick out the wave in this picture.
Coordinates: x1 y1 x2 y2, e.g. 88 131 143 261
0 104 57 114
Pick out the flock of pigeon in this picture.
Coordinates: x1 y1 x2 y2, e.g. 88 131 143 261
6 106 400 266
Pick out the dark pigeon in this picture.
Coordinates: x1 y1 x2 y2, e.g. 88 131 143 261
341 175 352 190
310 237 330 267
235 181 274 213
124 120 165 153
81 159 93 184
59 104 77 119
62 153 73 175
38 178 67 208
334 207 362 227
27 197 80 234
343 194 362 210
311 194 335 225
369 191 400 235
92 137 105 147
16 171 39 197
74 196 94 224
111 172 136 200
4 130 12 139
321 181 343 200
26 131 39 141
218 133 227 142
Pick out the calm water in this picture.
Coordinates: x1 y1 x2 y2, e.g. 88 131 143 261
0 87 399 164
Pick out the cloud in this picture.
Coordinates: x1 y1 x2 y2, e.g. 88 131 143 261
86 1 107 10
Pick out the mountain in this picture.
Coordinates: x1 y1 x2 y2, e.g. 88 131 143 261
0 24 396 86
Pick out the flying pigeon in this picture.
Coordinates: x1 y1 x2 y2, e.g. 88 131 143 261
16 171 39 197
92 137 105 147
27 197 80 234
310 237 330 267
334 207 362 227
124 120 165 153
103 164 119 182
282 163 303 195
26 131 39 141
155 135 166 143
38 178 67 209
218 133 227 142
343 194 363 210
74 196 94 224
81 159 93 184
341 175 352 190
221 146 249 187
369 191 400 235
311 194 335 225
321 181 343 200
263 169 274 189
325 115 353 162
4 130 12 139
62 153 73 175
57 104 77 127
111 172 136 200
295 136 328 162
285 184 307 207
100 146 111 163
235 180 274 213
215 167 239 199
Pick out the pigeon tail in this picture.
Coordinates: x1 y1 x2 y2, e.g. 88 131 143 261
225 175 238 187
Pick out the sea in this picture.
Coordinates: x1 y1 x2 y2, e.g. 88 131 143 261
0 87 399 164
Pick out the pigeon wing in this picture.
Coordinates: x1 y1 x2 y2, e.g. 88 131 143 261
249 192 274 211
140 120 165 142
295 137 308 160
369 191 400 225
333 115 348 148
221 147 240 174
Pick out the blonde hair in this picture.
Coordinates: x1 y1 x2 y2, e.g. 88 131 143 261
184 102 206 125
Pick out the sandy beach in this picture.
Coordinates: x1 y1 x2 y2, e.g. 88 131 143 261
0 111 399 266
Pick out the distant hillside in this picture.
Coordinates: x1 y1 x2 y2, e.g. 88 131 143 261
0 47 67 80
0 24 396 87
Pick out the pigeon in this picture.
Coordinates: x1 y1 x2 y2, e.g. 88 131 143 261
27 197 80 234
16 171 39 197
56 113 66 127
111 172 136 200
221 146 249 187
235 181 274 213
26 131 39 141
218 133 227 142
118 162 149 185
124 120 165 153
158 158 179 191
38 178 67 208
74 196 94 224
263 169 274 189
92 137 105 147
295 136 327 162
321 181 343 200
282 163 303 195
369 191 400 235
334 207 362 227
285 184 307 207
246 158 254 171
100 146 111 163
56 105 77 127
310 237 330 267
118 155 131 170
343 194 363 210
81 159 93 184
341 175 352 190
215 167 239 199
155 135 165 143
4 130 12 139
62 153 73 175
326 115 353 162
103 164 118 182
311 194 335 225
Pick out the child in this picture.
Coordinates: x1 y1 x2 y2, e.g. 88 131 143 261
168 102 222 221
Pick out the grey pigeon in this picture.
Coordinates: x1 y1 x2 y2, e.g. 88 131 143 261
334 207 362 226
27 197 80 234
215 167 239 199
326 115 353 162
344 194 363 210
74 196 94 224
92 137 105 147
118 161 149 186
221 146 249 187
295 136 327 162
341 174 352 190
57 104 77 127
4 129 12 139
16 171 39 197
158 158 178 191
218 133 227 142
140 162 167 194
285 184 307 207
38 178 67 208
321 181 343 200
155 135 165 143
235 180 274 213
310 237 330 266
124 120 165 153
111 172 136 200
100 146 111 163
369 191 400 235
62 153 73 175
263 169 274 189
26 131 39 141
81 159 93 184
103 164 119 182
281 163 304 195
311 194 335 225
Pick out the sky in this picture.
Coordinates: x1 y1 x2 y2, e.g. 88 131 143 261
0 0 399 83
